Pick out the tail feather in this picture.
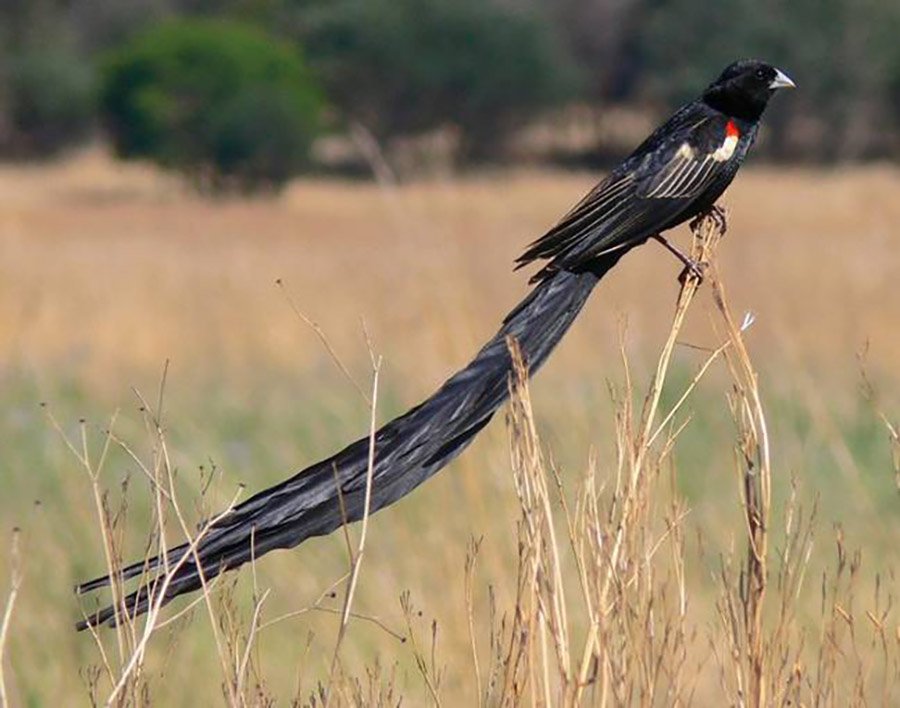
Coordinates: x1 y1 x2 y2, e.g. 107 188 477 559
75 253 628 630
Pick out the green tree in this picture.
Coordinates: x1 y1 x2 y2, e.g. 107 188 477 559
101 19 324 191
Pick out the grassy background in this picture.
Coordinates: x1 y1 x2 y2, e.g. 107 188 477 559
1 150 899 704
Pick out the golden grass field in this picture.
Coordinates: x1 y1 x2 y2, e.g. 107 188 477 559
1 150 899 705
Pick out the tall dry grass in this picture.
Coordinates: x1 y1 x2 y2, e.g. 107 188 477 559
2 212 894 705
2 153 899 705
2 150 899 391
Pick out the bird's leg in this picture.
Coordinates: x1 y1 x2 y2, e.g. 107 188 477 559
651 233 706 282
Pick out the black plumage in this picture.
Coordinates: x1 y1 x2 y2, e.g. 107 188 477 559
75 59 793 630
517 59 794 282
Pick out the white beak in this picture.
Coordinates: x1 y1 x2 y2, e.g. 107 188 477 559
769 68 796 90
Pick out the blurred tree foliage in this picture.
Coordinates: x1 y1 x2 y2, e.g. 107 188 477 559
2 49 96 159
3 0 900 166
0 0 96 158
292 0 577 160
101 19 323 191
540 0 643 102
634 0 900 160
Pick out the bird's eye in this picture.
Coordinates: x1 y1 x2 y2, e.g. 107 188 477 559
755 69 766 79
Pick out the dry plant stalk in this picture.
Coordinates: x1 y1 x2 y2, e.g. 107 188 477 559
324 348 383 706
50 377 248 706
859 360 900 493
479 214 728 706
708 271 773 708
502 338 573 704
485 214 898 707
399 590 445 705
0 529 23 708
706 256 899 707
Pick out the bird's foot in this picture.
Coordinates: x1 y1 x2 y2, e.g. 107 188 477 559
678 258 708 286
691 204 728 236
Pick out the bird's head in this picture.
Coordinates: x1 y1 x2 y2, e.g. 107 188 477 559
703 59 795 121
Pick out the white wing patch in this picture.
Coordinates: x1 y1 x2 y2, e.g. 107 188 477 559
712 133 738 161
645 121 741 199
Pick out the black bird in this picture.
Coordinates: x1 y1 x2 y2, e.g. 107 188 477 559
75 59 793 630
517 59 795 282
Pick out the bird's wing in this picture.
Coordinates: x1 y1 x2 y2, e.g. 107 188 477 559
637 117 741 199
516 113 740 280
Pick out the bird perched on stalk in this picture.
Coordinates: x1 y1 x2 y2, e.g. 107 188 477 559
517 60 795 282
75 59 794 630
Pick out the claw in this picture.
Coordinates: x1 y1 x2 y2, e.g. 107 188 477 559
691 204 728 235
678 258 708 285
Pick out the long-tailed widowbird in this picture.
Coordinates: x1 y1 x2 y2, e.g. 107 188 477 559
76 59 793 630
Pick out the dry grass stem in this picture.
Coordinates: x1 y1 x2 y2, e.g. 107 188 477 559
0 530 23 708
325 348 383 705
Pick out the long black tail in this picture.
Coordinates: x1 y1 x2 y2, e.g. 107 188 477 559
75 252 628 630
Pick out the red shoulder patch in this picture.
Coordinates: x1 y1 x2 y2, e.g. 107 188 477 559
726 120 740 138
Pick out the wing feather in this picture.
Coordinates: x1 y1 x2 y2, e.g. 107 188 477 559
515 173 636 264
516 110 745 281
